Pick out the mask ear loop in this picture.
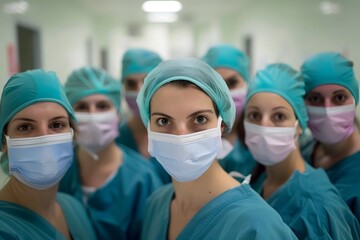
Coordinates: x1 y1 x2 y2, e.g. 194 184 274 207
294 120 299 142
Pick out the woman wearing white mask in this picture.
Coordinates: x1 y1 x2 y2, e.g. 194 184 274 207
137 58 298 240
202 44 256 178
0 70 96 239
243 63 360 239
301 52 360 221
58 67 162 240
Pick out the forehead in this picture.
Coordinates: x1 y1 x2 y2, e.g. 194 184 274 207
150 83 215 113
124 73 147 82
11 102 67 119
247 92 293 111
310 84 351 95
77 94 112 103
215 68 239 78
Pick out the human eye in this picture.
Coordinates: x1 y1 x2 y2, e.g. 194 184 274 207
50 121 66 130
193 115 208 125
97 101 112 111
246 111 261 123
305 93 323 106
272 112 287 122
332 93 348 105
17 124 33 132
125 79 139 91
73 102 89 112
226 77 239 89
156 117 171 127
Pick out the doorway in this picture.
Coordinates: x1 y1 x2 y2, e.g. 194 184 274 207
16 24 41 71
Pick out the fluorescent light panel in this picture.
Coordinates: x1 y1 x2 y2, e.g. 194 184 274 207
142 1 182 13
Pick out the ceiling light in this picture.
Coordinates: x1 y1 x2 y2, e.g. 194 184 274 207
320 1 340 15
142 1 182 13
147 12 178 23
3 0 28 14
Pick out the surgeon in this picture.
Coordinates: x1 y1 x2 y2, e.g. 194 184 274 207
137 58 298 240
117 48 170 184
202 44 256 178
301 52 360 221
0 70 96 239
58 67 162 240
243 63 360 239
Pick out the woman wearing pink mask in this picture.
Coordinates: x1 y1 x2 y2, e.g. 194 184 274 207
301 52 360 221
58 67 162 240
244 63 360 239
117 48 171 184
202 44 256 178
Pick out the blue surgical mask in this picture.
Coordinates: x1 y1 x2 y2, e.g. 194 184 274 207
6 131 74 190
148 117 223 182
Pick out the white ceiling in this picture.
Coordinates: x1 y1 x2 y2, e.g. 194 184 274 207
73 0 251 23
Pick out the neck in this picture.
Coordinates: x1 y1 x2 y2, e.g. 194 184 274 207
265 149 305 186
222 117 240 144
129 115 147 133
0 178 57 218
321 131 360 158
78 142 122 166
172 161 239 212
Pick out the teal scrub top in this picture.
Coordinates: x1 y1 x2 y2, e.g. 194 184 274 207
59 144 163 240
0 192 96 240
326 150 360 221
116 122 171 184
251 164 360 239
142 184 298 240
219 139 256 177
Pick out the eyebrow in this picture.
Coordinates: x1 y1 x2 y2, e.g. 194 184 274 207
332 90 347 95
12 115 68 122
151 110 215 120
273 106 291 112
224 75 238 81
151 112 174 120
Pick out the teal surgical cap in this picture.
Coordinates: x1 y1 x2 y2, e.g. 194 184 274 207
65 67 121 111
301 52 359 105
202 44 250 82
0 69 75 147
121 48 162 81
246 63 308 131
137 57 236 133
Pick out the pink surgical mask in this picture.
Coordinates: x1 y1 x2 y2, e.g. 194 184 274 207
75 111 119 158
125 91 140 117
306 103 356 144
230 85 247 116
244 121 298 166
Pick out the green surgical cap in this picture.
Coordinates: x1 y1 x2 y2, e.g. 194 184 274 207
0 69 75 147
137 57 236 133
202 44 250 82
121 48 162 81
301 52 359 105
65 67 121 111
246 63 308 131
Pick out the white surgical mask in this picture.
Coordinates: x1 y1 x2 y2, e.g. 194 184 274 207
244 121 298 166
75 111 119 157
148 117 223 182
6 131 74 190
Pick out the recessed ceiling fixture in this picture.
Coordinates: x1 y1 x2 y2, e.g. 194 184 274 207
142 1 182 13
3 0 29 14
147 12 178 23
320 1 340 15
